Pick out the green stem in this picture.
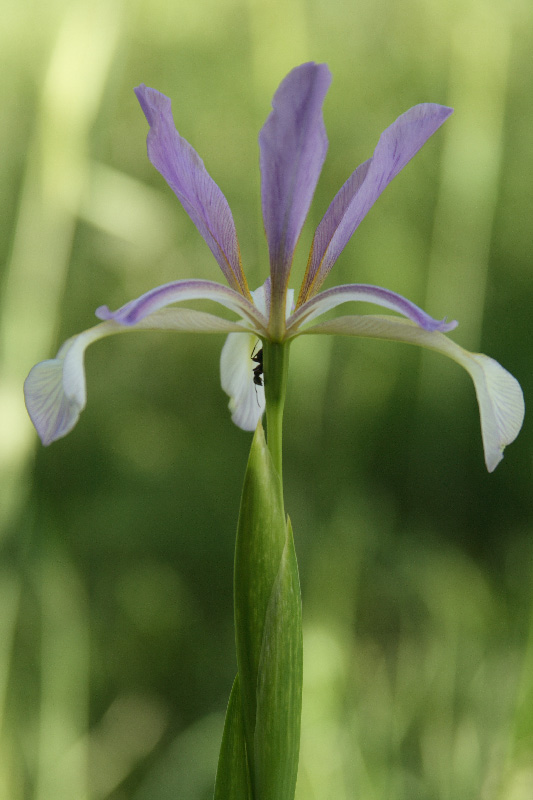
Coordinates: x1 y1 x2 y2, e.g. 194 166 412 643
263 340 290 482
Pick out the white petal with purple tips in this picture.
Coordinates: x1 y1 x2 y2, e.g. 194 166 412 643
286 283 457 336
24 310 254 446
96 279 267 332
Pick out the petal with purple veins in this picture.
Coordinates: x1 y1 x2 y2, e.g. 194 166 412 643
298 103 453 304
259 63 331 322
286 283 457 336
24 324 113 446
24 310 251 446
96 279 268 333
135 85 250 297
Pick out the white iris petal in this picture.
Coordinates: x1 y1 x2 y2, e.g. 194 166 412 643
24 309 249 446
24 324 110 446
220 332 265 431
219 283 295 432
24 356 80 446
445 349 524 472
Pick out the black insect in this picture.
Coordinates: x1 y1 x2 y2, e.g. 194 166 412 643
251 343 264 387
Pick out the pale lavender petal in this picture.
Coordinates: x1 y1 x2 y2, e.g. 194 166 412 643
286 283 457 336
135 308 250 333
24 356 83 446
259 63 332 315
298 103 453 303
300 314 524 472
135 85 250 297
96 279 268 333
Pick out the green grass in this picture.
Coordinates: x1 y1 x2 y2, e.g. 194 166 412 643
1 0 531 796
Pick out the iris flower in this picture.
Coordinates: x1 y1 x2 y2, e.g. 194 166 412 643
24 63 524 471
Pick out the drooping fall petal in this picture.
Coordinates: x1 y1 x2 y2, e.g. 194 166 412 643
298 103 453 304
302 314 524 471
24 310 249 446
24 324 116 446
135 84 250 298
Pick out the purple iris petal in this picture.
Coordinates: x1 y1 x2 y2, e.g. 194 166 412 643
96 279 267 331
135 85 249 297
298 103 453 304
259 63 332 314
286 283 458 335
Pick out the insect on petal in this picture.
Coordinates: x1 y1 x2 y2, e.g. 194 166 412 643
221 332 265 431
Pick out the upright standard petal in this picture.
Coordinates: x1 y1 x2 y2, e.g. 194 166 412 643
259 63 331 324
135 85 250 298
298 103 453 304
302 315 524 471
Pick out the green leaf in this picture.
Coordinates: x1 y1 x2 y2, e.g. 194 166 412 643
254 516 303 800
233 424 303 800
234 423 287 772
214 675 253 800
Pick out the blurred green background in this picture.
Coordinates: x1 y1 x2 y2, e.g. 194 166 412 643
1 0 532 797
